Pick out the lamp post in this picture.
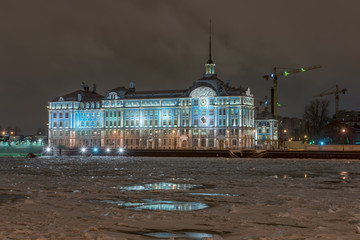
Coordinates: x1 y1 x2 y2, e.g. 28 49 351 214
283 129 287 150
172 130 176 149
341 128 346 151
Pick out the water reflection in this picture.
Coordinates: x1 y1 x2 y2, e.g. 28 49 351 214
143 231 213 239
188 193 239 197
339 171 350 183
0 194 26 202
115 182 202 191
94 199 209 211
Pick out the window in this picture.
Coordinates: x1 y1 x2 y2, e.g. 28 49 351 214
53 122 57 127
194 109 198 116
193 139 198 147
201 109 206 115
194 99 198 106
209 109 214 115
53 113 57 118
201 139 206 147
258 122 262 126
208 139 214 147
258 129 261 133
59 113 63 118
232 139 237 146
59 122 63 127
194 119 198 125
65 113 69 118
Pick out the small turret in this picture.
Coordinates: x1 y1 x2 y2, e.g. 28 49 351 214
129 82 135 93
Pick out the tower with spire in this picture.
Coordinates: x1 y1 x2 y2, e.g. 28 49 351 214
204 20 216 78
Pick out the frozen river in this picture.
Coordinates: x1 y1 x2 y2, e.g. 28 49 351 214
0 156 359 239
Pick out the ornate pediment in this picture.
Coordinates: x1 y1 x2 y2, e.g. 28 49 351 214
189 87 216 98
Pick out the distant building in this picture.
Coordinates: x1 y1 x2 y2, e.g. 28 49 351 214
48 44 257 150
255 110 278 149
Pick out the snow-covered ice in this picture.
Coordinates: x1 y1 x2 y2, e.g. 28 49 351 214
0 156 359 239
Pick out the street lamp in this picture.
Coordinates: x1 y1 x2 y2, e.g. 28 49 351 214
283 129 287 149
341 128 346 151
172 130 176 149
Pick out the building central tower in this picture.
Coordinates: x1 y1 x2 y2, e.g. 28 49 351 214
204 20 216 77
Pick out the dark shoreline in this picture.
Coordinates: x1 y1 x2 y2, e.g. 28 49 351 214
40 149 360 159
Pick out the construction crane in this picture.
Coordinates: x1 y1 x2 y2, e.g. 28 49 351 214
313 84 347 119
263 64 322 118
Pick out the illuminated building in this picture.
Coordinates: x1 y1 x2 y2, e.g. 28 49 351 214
254 110 278 149
48 37 256 150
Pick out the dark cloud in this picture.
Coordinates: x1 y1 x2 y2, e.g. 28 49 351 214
0 0 359 134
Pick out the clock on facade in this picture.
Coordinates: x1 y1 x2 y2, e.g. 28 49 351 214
200 97 207 107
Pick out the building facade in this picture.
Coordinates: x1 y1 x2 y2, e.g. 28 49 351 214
254 110 278 149
48 56 256 150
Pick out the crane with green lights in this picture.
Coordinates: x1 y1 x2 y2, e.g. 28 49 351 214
263 64 322 118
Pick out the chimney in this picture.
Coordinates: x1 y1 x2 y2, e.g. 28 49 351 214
81 82 85 91
129 82 135 92
92 84 97 93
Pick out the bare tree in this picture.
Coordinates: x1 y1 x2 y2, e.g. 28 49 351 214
303 99 330 142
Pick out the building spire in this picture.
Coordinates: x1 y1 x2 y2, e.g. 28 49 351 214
204 19 215 77
208 19 213 64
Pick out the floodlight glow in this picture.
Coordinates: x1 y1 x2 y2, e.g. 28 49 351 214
106 148 110 152
320 141 324 145
271 73 274 78
81 147 86 153
93 147 98 152
119 148 124 153
46 147 51 152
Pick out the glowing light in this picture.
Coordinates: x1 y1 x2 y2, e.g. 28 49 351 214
284 71 289 76
119 148 124 153
301 68 306 72
106 148 110 153
270 73 274 78
320 141 324 145
342 129 346 133
93 147 98 152
46 147 51 152
81 147 86 153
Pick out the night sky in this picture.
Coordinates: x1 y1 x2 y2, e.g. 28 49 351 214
1 0 359 134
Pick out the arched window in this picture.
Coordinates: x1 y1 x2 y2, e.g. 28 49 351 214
232 139 237 146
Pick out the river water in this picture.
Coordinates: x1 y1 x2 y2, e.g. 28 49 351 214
0 156 359 239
